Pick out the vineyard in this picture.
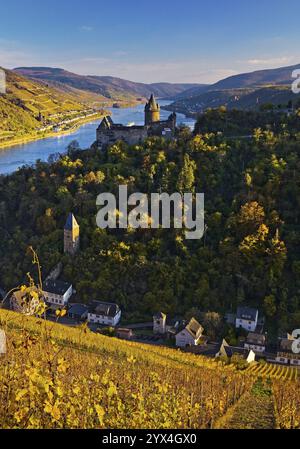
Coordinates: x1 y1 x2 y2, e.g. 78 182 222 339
0 309 299 429
246 361 299 381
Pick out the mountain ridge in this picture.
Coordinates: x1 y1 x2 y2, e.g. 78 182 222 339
14 67 203 100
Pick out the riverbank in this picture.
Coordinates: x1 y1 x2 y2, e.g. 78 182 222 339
0 111 109 150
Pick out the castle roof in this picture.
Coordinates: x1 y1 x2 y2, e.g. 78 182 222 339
145 94 160 111
64 213 79 231
98 116 113 130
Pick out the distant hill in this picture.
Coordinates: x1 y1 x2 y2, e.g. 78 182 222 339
211 63 300 90
14 67 202 100
167 63 300 113
166 85 298 115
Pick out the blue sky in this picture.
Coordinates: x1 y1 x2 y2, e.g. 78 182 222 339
0 0 299 83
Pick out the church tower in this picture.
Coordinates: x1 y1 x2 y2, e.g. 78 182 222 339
145 94 160 125
64 213 80 255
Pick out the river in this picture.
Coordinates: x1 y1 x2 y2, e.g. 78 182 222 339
0 100 195 175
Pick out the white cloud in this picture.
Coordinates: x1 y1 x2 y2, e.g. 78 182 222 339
246 56 296 66
79 25 94 32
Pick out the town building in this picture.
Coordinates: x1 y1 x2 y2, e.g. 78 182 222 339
94 94 177 149
216 339 256 364
276 334 300 366
244 332 266 353
235 306 259 332
87 301 121 326
43 280 73 308
185 338 256 363
175 318 204 348
153 312 167 334
64 213 80 255
116 328 133 340
68 303 89 321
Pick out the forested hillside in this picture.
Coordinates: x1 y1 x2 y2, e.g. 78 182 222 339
0 110 300 336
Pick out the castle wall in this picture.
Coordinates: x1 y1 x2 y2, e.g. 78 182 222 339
96 127 148 148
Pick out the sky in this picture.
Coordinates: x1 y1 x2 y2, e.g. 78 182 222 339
0 0 300 84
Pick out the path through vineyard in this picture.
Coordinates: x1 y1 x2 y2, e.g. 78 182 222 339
217 380 276 429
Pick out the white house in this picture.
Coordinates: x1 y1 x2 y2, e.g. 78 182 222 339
43 280 73 308
175 318 204 348
244 332 266 353
87 301 121 327
235 306 258 332
276 334 300 366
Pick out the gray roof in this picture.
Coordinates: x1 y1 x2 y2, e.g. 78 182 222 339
246 332 266 345
153 312 166 319
236 306 258 321
43 279 72 296
185 317 204 339
88 301 120 318
68 303 88 316
224 346 253 359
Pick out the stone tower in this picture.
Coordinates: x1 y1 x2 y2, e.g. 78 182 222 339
64 213 80 255
153 312 167 334
145 94 160 125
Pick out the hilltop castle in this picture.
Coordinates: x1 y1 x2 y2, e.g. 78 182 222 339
94 94 176 149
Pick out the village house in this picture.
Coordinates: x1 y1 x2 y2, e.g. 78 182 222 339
235 306 259 332
175 318 204 348
116 328 133 340
87 301 121 327
244 332 266 353
186 338 256 363
43 280 73 309
276 334 300 366
216 339 256 364
67 303 89 321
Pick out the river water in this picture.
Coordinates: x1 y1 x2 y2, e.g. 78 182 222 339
0 100 195 175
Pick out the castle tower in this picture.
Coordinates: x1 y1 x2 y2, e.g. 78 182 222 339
153 312 167 334
145 94 160 125
64 213 80 255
